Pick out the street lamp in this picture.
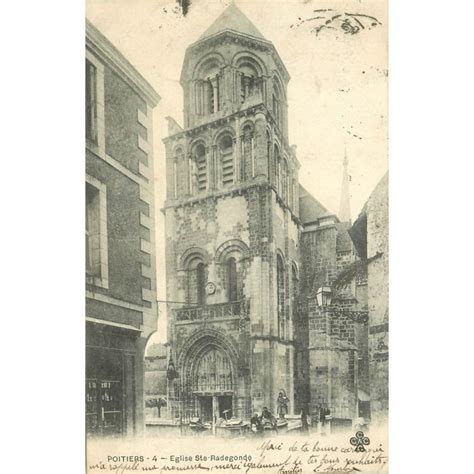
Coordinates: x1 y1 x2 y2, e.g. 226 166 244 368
316 286 332 307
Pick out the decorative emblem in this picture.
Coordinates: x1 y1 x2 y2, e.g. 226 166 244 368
350 431 370 452
205 282 216 295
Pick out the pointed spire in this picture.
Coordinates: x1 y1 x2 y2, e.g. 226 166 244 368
198 2 265 41
339 149 352 223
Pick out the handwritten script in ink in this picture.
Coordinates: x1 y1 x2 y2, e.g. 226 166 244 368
290 9 382 37
88 438 388 473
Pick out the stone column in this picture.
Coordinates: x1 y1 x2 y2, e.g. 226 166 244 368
212 77 218 113
186 152 193 196
254 112 268 179
232 137 237 184
205 146 210 192
239 134 245 181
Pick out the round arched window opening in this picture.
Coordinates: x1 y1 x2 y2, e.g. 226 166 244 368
219 135 234 187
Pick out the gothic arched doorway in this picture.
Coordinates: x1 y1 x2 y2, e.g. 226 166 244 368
193 346 234 423
177 329 240 424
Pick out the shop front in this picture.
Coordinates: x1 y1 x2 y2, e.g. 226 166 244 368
86 321 143 438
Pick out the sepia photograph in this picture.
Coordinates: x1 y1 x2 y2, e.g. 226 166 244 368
85 0 388 471
7 0 474 473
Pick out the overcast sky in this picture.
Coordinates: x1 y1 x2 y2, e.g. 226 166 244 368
86 0 388 345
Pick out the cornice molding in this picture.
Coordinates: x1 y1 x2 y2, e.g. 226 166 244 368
181 30 290 85
86 19 160 107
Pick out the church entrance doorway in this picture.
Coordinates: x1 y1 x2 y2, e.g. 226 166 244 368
218 395 232 420
197 394 233 423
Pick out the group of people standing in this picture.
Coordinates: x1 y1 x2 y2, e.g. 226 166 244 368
249 391 332 435
250 390 290 433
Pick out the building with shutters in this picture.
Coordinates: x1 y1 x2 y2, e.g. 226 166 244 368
85 20 160 438
163 3 373 430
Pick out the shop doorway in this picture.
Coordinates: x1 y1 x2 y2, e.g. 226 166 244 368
86 347 124 437
86 378 123 436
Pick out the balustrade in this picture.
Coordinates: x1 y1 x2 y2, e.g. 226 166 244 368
175 299 250 322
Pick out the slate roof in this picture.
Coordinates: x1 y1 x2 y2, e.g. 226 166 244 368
336 222 354 253
298 185 333 224
199 3 266 41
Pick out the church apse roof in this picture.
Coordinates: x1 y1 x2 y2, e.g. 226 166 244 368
299 185 335 224
198 3 266 41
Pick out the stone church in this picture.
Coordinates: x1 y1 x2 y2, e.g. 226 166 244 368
163 4 369 428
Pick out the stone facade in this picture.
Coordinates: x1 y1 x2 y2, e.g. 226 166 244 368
164 4 371 429
85 20 160 437
348 172 389 426
366 174 389 425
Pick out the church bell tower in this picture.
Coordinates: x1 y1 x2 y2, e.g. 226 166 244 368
163 2 301 423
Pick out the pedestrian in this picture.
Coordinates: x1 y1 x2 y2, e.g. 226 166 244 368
319 404 326 426
301 408 309 432
277 390 289 419
250 412 263 434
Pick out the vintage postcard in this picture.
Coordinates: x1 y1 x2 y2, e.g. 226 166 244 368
85 0 388 472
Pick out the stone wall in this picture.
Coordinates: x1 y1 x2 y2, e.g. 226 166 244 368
85 34 159 437
366 173 389 425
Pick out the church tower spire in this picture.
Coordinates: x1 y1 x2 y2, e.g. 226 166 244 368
164 3 299 421
339 149 351 223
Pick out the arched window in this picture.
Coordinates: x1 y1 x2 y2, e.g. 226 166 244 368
291 264 299 323
242 124 254 181
173 147 185 198
192 143 207 193
292 177 298 210
206 79 214 114
272 82 281 128
218 135 234 187
277 254 286 339
227 257 238 302
266 131 272 182
282 159 289 203
274 145 281 194
187 257 207 305
237 59 263 103
196 263 207 305
194 59 222 115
